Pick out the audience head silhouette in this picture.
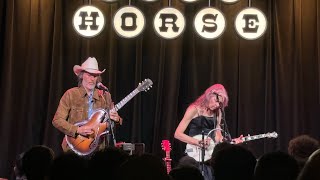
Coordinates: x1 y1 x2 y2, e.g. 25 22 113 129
169 166 204 180
88 147 129 179
254 151 300 180
211 144 256 180
297 149 320 180
288 134 319 169
21 145 54 180
116 153 169 180
50 152 88 180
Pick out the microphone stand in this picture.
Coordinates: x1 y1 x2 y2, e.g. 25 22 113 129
107 117 117 147
201 130 205 176
102 89 117 148
199 115 206 177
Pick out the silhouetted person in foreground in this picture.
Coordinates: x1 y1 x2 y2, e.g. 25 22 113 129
169 166 204 180
88 147 129 179
211 144 256 180
116 153 170 180
254 151 300 180
21 145 54 180
49 152 88 180
297 149 320 180
288 134 319 170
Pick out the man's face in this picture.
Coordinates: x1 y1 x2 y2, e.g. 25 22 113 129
82 71 99 91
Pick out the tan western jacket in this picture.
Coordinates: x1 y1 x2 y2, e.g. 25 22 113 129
52 86 112 152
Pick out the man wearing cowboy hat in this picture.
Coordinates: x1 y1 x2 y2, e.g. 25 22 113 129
52 57 121 154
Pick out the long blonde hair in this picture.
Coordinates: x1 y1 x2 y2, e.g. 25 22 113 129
191 84 229 109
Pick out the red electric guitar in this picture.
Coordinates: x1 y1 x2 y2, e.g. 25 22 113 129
161 140 172 174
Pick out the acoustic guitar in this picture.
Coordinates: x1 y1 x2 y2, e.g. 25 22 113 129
65 79 153 156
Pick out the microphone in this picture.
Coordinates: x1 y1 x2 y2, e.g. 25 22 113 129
213 92 223 109
219 102 224 109
96 82 109 92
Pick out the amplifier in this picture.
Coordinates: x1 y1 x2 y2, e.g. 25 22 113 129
118 143 145 155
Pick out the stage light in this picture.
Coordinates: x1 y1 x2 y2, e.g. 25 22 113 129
180 0 200 3
140 0 159 2
101 0 118 2
220 0 240 3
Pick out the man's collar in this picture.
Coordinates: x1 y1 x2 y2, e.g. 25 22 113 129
79 86 100 100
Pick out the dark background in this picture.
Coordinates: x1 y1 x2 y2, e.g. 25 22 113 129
1 0 320 178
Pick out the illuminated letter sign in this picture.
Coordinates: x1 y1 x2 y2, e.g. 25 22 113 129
113 6 146 38
73 5 105 38
153 7 186 39
234 8 267 40
194 7 226 40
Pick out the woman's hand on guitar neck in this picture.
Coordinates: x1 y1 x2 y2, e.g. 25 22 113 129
231 134 244 144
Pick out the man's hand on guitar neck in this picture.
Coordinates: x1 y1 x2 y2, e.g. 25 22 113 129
109 110 121 124
109 102 122 125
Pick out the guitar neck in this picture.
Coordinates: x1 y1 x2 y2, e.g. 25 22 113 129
165 152 171 174
241 133 269 142
110 88 140 112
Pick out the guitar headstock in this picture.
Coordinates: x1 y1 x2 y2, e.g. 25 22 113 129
266 131 278 138
161 140 171 152
137 79 153 92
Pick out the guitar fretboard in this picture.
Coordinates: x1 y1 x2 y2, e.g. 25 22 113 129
111 89 139 112
242 134 269 142
165 151 171 174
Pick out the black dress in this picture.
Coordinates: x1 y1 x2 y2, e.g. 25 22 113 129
188 115 218 140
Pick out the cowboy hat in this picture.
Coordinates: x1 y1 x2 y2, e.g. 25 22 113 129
73 57 106 76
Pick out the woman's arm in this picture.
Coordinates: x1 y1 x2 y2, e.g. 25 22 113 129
174 105 201 146
215 109 224 142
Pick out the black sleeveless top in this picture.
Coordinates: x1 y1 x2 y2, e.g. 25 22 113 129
188 115 218 140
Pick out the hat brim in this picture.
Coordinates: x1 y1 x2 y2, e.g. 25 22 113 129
73 65 105 76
